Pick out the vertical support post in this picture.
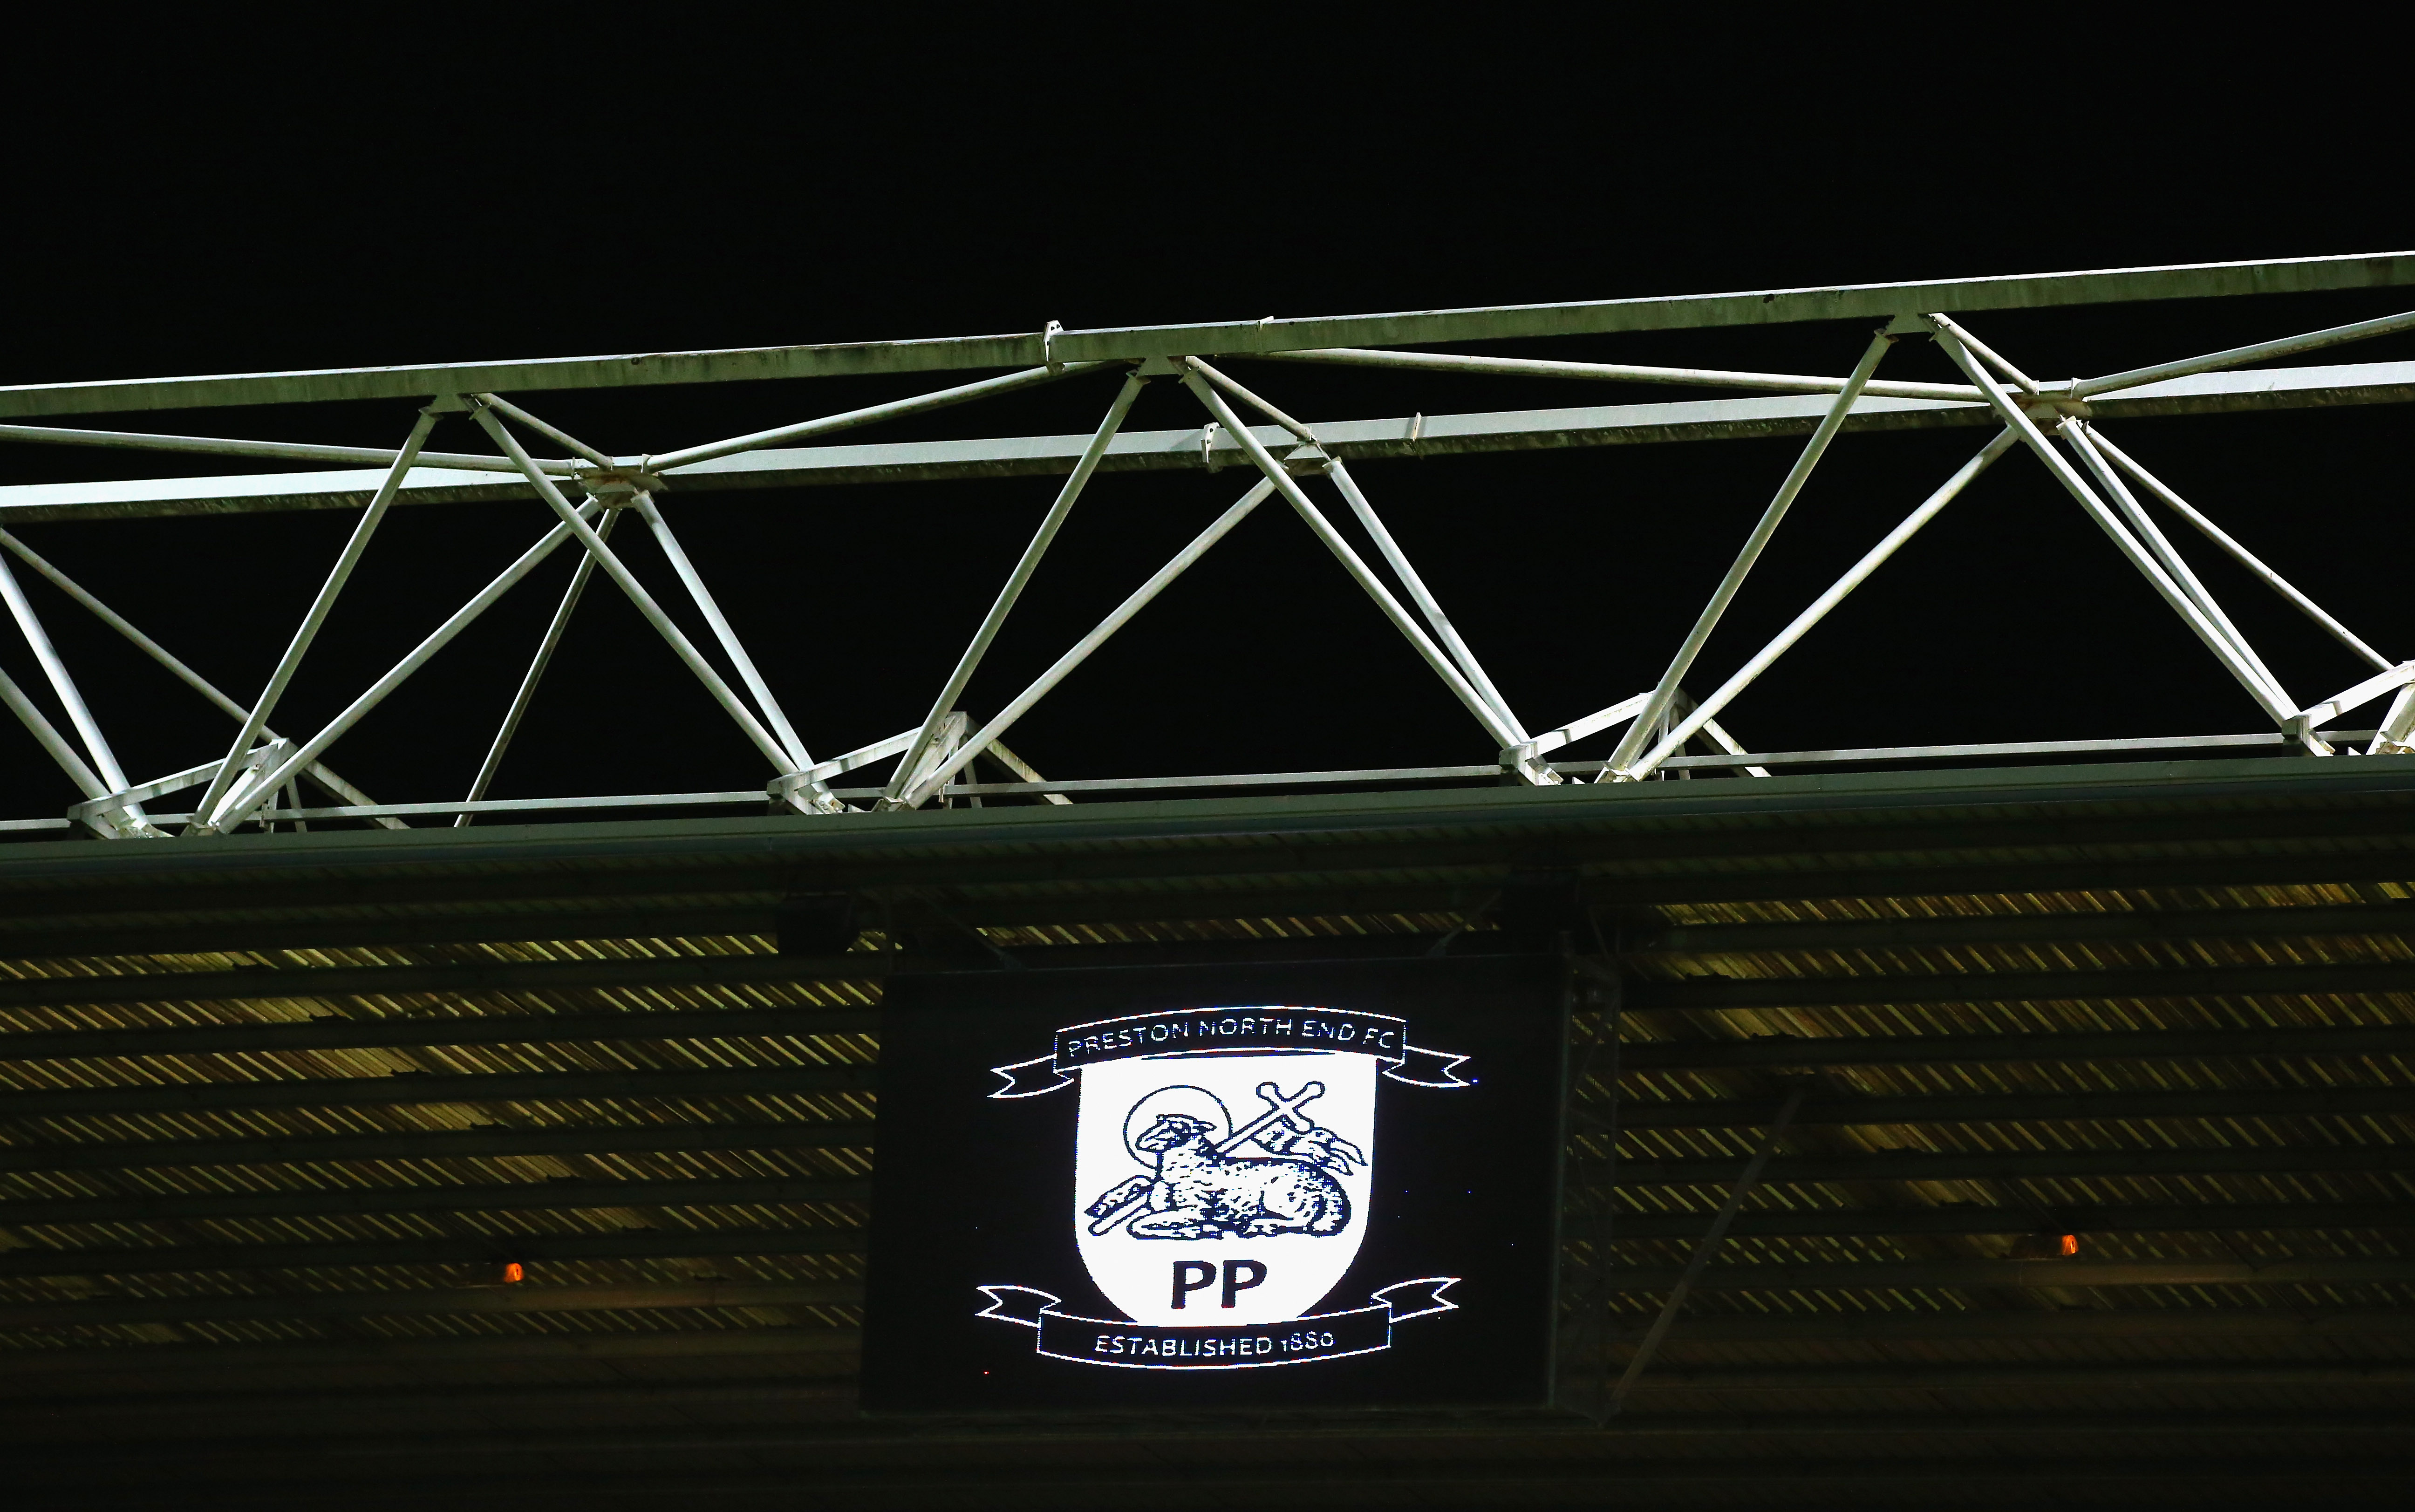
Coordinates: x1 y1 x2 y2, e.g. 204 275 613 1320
189 407 442 830
1557 959 1623 1420
457 508 622 826
883 372 1147 809
1603 1084 1805 1418
1606 332 1893 776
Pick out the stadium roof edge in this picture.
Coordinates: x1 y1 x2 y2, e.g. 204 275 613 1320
0 755 2408 891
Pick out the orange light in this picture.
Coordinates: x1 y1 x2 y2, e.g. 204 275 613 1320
2058 1234 2079 1257
501 1261 525 1284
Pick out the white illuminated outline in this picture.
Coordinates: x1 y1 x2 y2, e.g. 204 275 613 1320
971 1002 1476 1371
1075 1051 1373 1328
1388 1044 1472 1089
1056 1005 1408 1066
987 1052 1064 1099
974 1279 1461 1371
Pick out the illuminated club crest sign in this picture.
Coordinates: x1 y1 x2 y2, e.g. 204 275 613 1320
976 1005 1470 1369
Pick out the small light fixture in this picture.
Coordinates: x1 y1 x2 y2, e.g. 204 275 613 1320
498 1261 525 1285
2011 1231 2081 1260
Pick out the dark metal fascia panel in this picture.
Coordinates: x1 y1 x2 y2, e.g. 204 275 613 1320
1 757 2412 893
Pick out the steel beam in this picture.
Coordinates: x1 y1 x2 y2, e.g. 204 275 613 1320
1610 1364 2415 1389
2083 426 2396 671
2074 305 2415 398
9 358 2414 524
187 409 442 830
1591 1258 2415 1290
13 1458 2415 1500
1593 1203 2415 1240
0 1064 873 1119
895 475 1281 807
14 1309 2415 1376
0 1120 876 1175
1628 1307 2415 1341
2 252 2406 416
0 756 2407 925
1587 1085 2415 1129
1608 335 1893 776
195 501 613 831
1624 960 2415 1009
1254 345 1985 401
644 362 1105 472
1608 1087 1803 1413
457 506 622 824
0 419 577 474
7 1416 2411 1462
0 1225 866 1278
1615 428 2019 779
634 492 813 770
882 373 1147 808
0 554 140 817
1188 368 1524 736
0 530 402 826
4 997 2401 1074
1617 1024 2415 1070
0 665 109 802
0 1002 885 1059
1609 1144 2415 1185
1942 327 2303 729
0 1324 859 1374
0 836 2409 959
20 1363 2406 1416
0 1280 862 1330
469 407 808 790
1629 901 2415 953
11 1185 2380 1251
0 1176 869 1228
1 1123 2393 1187
2063 419 2296 714
1183 371 1526 754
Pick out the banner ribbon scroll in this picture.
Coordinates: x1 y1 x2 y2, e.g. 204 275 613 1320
988 1006 1472 1099
976 1278 1460 1369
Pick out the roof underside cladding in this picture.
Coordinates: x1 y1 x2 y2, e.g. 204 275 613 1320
0 759 2409 1509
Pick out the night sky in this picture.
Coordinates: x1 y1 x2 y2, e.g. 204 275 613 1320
2 26 2405 821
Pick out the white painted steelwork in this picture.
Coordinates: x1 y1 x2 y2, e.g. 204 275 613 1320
0 253 2407 836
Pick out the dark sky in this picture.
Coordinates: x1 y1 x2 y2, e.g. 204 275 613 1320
0 25 2405 823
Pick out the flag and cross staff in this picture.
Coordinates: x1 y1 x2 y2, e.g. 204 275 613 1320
1085 1080 1331 1235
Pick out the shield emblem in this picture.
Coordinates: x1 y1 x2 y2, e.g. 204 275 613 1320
1073 1045 1374 1328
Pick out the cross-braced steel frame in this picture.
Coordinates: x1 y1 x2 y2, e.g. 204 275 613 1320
1 252 2411 838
